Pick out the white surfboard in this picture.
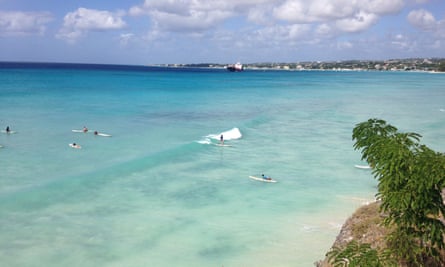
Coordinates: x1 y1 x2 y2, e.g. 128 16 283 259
69 143 81 149
354 164 371 169
72 129 87 133
249 175 277 183
1 130 17 134
96 133 112 137
215 143 232 147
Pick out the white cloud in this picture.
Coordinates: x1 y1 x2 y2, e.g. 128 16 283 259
362 0 404 15
391 33 410 49
130 0 235 32
315 23 337 38
128 0 408 37
437 20 445 39
150 9 232 32
407 9 437 30
57 8 126 42
310 0 357 19
271 0 402 35
273 0 402 24
122 0 444 61
336 11 379 33
253 24 310 44
119 33 135 45
272 0 355 23
246 5 274 25
337 41 353 49
0 11 53 36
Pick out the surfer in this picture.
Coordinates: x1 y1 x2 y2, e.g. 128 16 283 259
94 131 98 135
262 174 272 180
83 126 88 133
220 134 224 144
70 143 81 149
6 126 10 133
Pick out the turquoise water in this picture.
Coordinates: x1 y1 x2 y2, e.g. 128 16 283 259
1 64 444 266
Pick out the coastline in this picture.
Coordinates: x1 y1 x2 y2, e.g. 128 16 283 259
155 57 445 73
1 60 443 73
315 201 385 267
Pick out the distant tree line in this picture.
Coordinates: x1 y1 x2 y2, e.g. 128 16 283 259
439 61 445 72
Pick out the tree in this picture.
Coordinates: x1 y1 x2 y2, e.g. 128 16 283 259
438 61 445 72
327 241 395 267
352 119 445 265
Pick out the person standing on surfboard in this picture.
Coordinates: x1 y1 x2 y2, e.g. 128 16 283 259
6 126 10 133
220 134 224 145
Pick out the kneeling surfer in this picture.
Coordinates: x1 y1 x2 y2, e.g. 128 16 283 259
262 174 272 180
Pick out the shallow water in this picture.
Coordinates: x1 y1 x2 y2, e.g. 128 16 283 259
1 64 444 266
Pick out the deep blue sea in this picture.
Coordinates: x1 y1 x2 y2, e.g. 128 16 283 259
1 62 444 266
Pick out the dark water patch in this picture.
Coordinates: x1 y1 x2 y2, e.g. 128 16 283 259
198 239 244 261
0 62 228 74
0 141 208 213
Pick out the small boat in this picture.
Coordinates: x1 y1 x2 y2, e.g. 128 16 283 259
226 62 243 72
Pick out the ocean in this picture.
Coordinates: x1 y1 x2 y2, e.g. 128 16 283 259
0 63 444 266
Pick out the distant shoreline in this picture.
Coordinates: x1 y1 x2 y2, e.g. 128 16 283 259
1 58 444 73
166 57 445 73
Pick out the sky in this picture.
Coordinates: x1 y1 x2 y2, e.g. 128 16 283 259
0 0 444 65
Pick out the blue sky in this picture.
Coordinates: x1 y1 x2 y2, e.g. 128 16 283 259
0 0 444 64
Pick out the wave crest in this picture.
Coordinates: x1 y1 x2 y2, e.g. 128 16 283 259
208 127 242 141
197 127 242 144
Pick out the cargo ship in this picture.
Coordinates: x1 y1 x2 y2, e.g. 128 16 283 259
226 62 243 72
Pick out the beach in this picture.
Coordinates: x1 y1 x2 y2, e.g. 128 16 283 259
1 63 444 266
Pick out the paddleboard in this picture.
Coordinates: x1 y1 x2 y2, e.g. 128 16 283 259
215 143 232 147
69 143 81 149
354 164 371 169
249 175 277 183
96 133 112 137
1 130 17 134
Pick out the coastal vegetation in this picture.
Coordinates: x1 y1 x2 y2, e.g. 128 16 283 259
174 58 445 72
321 119 445 266
439 61 445 72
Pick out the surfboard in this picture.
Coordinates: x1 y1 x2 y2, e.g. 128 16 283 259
73 130 112 137
354 164 371 169
69 143 81 149
249 175 277 183
215 143 232 147
96 133 112 137
1 130 17 134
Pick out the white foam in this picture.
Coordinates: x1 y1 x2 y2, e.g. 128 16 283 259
207 127 242 141
196 138 211 144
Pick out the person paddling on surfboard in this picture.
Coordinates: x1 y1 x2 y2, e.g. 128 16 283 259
83 126 88 133
70 143 81 149
262 174 272 180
